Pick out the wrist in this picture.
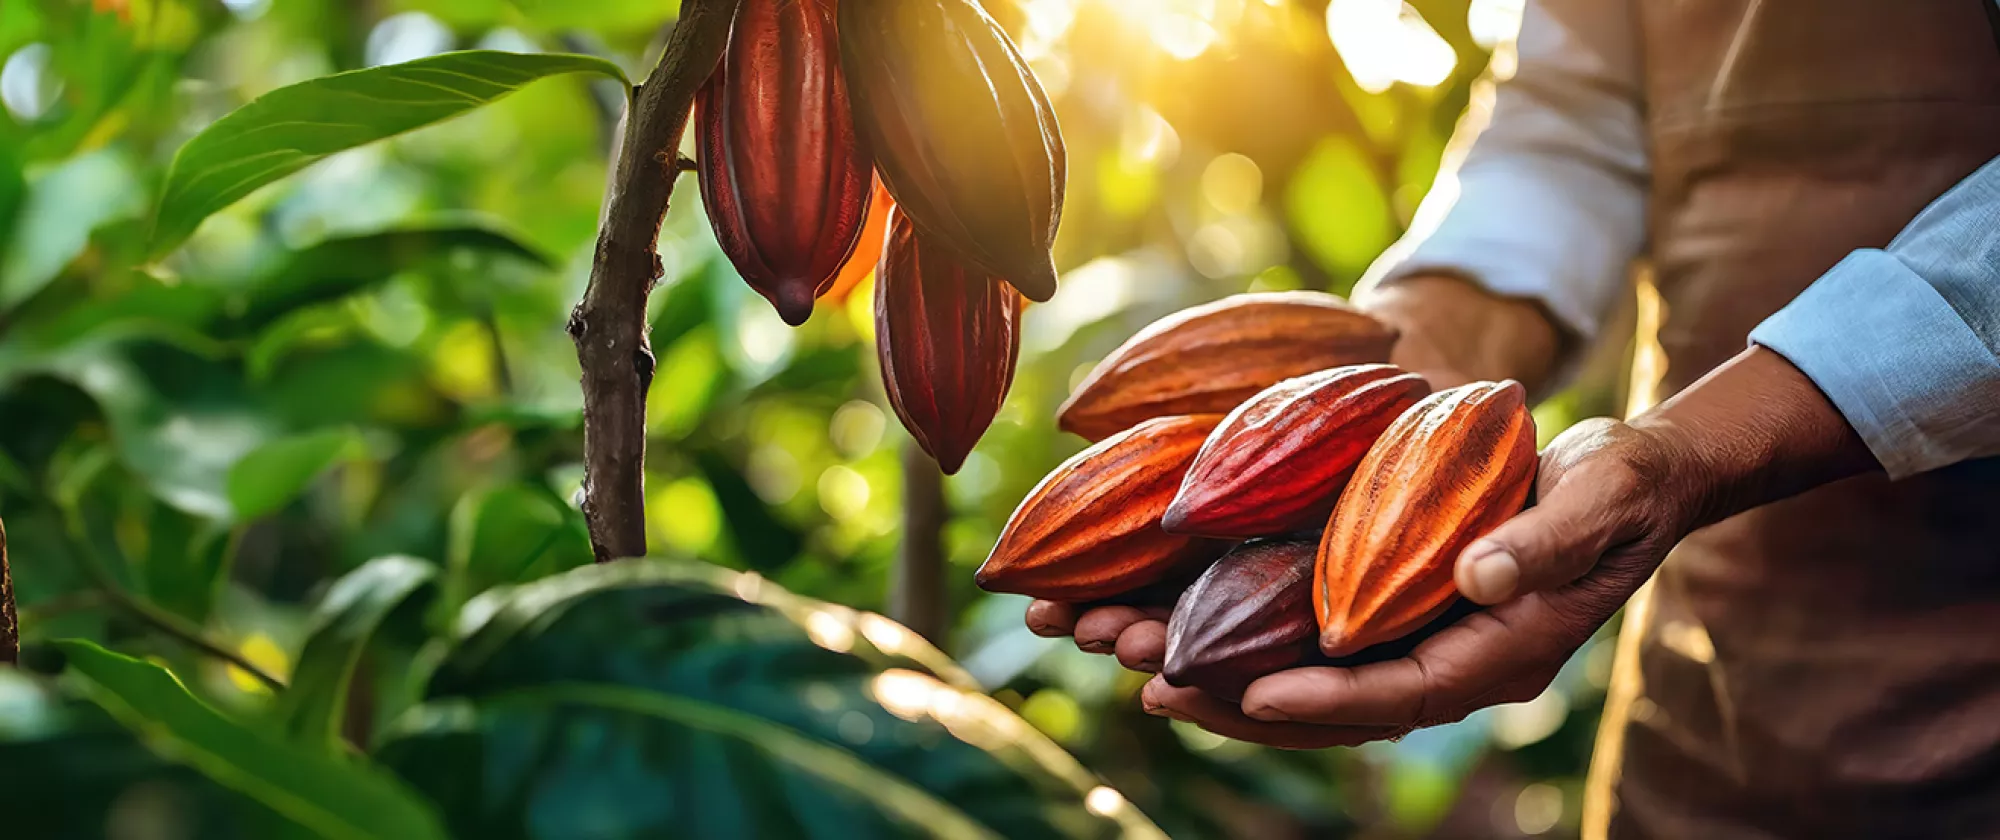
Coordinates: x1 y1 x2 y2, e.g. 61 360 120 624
1357 274 1564 393
1631 346 1880 528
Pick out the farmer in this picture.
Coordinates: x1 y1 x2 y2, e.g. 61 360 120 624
1027 0 2000 835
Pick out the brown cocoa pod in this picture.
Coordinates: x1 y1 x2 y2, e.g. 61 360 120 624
1164 364 1431 539
839 0 1065 302
977 415 1230 601
1166 539 1481 700
875 210 1022 474
1057 292 1398 442
1316 381 1536 656
1163 539 1317 700
697 0 873 326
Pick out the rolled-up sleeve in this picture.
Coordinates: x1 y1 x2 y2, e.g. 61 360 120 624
1359 0 1649 351
1750 156 2000 479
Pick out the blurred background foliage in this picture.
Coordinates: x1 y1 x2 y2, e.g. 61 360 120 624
0 0 1630 837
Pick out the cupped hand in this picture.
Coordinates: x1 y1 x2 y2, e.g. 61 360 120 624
1145 417 1704 744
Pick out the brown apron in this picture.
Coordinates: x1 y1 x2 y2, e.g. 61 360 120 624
1583 1 2000 837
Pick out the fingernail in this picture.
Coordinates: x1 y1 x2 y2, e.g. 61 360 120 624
1078 639 1114 654
1027 622 1058 636
1244 702 1290 722
1133 658 1160 673
1143 703 1190 722
1463 542 1519 602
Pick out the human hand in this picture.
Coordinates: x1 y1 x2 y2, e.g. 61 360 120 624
1021 274 1565 685
1143 348 1879 746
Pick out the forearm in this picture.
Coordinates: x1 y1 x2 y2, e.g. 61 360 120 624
1357 275 1563 393
1633 347 1881 530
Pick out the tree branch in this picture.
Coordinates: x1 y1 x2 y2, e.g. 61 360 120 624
569 0 740 563
1 519 16 666
891 443 950 645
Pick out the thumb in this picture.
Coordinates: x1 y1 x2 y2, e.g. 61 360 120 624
1454 476 1635 605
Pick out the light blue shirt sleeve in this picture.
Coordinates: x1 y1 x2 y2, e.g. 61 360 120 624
1750 156 2000 479
1356 0 1648 346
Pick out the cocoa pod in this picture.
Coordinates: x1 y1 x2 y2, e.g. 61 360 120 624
839 0 1065 302
1316 381 1536 656
1058 292 1398 442
1164 541 1481 700
977 415 1230 601
1165 364 1430 539
1163 539 1318 701
697 0 873 326
875 210 1022 474
826 178 896 303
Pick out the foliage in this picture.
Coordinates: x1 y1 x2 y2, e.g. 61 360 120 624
0 0 1617 837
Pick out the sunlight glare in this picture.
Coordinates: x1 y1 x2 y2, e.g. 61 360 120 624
1325 0 1458 93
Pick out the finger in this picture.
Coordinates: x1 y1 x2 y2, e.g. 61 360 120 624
1073 606 1169 654
1140 677 1401 749
1457 431 1648 604
1245 595 1578 727
1113 620 1167 673
1025 601 1080 637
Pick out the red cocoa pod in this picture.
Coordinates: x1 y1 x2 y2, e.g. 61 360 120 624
826 178 896 304
839 0 1065 302
1163 365 1431 539
1316 381 1536 656
1058 292 1399 442
875 210 1022 474
1163 539 1318 701
697 0 873 326
977 415 1230 601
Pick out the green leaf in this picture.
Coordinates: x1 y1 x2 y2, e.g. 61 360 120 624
377 560 1165 840
444 483 590 613
225 427 358 521
274 556 439 752
53 639 450 840
236 222 554 332
147 51 627 258
1 149 145 310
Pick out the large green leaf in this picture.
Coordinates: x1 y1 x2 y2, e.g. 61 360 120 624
147 51 627 258
377 560 1165 839
53 640 450 840
235 222 554 331
273 556 439 752
0 149 143 310
225 427 358 521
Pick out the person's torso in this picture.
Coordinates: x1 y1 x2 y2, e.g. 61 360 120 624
1612 1 2000 836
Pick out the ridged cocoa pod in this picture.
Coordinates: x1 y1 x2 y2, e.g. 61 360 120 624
1164 541 1482 700
839 0 1065 302
1165 365 1431 539
977 415 1229 601
1163 539 1318 700
1316 381 1536 656
698 0 873 326
1058 292 1398 441
875 210 1022 474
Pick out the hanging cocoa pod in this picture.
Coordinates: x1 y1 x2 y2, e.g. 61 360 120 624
1164 365 1431 539
875 210 1022 474
1316 381 1536 657
1059 292 1399 442
697 0 873 326
827 178 896 304
839 0 1065 302
977 415 1230 602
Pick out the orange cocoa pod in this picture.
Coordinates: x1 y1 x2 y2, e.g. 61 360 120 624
875 210 1022 474
825 179 896 304
1163 539 1319 701
1315 381 1536 657
839 0 1065 302
1058 292 1398 442
697 0 873 326
1164 364 1431 539
977 415 1230 601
